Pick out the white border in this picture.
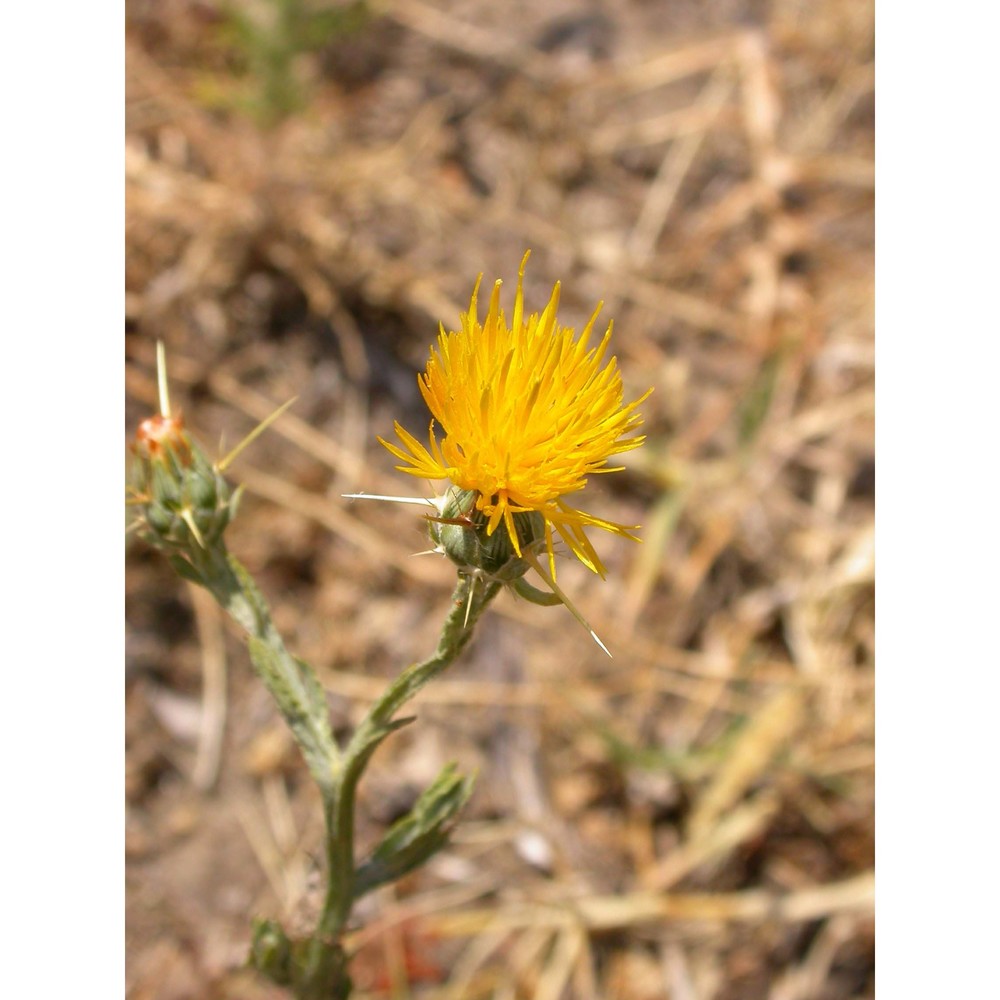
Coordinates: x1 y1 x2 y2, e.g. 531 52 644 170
2 4 124 994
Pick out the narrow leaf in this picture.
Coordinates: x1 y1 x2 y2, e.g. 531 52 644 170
353 764 474 900
248 637 338 793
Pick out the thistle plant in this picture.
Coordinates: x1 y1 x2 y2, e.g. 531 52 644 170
127 255 650 998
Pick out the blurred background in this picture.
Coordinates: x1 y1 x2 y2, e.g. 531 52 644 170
125 0 874 996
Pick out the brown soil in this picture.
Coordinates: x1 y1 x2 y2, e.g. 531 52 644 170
126 1 874 996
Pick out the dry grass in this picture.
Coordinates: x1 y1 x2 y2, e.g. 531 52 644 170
125 0 874 996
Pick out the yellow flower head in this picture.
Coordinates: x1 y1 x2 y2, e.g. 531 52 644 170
379 253 652 578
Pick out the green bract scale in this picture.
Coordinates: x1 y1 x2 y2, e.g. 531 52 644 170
429 486 545 583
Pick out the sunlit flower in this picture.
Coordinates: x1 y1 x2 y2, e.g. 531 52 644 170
379 253 651 579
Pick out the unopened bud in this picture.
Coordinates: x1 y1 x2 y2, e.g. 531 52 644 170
129 413 240 552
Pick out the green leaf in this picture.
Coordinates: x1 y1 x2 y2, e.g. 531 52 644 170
511 576 562 606
339 716 414 807
352 763 474 900
247 637 338 794
296 654 335 731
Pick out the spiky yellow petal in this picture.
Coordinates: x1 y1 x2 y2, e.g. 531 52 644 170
384 252 652 577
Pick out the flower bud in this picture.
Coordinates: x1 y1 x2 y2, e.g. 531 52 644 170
129 413 240 552
249 918 293 986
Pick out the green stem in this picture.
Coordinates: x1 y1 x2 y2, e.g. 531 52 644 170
177 545 500 998
320 573 501 939
358 574 502 729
